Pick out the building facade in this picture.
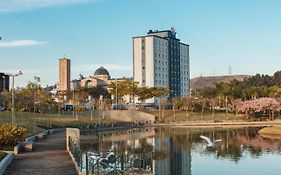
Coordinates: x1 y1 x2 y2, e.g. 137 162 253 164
59 58 71 91
0 73 9 92
133 28 190 102
71 66 130 90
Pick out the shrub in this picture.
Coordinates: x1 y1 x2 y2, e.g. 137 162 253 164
0 124 26 146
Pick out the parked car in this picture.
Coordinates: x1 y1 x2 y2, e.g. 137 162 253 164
60 104 75 111
112 104 127 110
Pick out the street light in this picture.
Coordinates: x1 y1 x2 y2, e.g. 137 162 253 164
99 95 103 124
33 76 40 133
6 71 23 124
115 79 118 110
33 76 40 114
88 96 95 121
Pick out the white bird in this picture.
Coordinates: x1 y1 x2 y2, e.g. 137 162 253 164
200 135 222 148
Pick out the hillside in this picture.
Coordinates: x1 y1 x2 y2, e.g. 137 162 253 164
190 75 251 89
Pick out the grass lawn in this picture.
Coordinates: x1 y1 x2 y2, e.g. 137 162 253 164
0 151 7 161
0 111 116 137
142 110 246 123
258 126 281 135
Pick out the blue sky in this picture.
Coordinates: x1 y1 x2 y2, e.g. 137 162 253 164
0 0 281 87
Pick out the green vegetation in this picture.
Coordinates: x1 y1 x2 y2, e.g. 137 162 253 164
1 82 56 113
167 70 281 121
195 70 281 100
144 110 244 123
258 126 281 136
0 112 115 137
109 79 169 105
0 124 25 146
0 151 7 161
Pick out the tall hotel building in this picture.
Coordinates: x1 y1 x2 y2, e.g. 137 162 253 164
59 58 71 92
133 28 190 102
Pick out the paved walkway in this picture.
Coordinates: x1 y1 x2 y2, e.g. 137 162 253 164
4 131 78 175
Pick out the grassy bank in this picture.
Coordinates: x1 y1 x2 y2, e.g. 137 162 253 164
0 151 7 161
0 111 115 136
142 110 245 123
258 126 281 135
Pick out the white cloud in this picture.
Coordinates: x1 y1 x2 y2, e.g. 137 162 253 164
0 0 91 12
0 40 47 48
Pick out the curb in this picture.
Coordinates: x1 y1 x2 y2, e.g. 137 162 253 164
0 152 14 175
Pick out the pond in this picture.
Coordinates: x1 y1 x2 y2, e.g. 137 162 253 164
78 127 281 175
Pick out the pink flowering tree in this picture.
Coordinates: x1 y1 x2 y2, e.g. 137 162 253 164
237 98 281 120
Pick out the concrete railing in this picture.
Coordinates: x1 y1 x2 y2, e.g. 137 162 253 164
0 151 14 175
66 128 85 175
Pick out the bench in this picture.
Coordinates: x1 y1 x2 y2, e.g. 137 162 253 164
14 142 25 155
24 141 34 152
37 132 48 140
48 129 55 134
25 135 37 142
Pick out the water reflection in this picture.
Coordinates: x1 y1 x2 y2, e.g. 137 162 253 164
80 127 281 175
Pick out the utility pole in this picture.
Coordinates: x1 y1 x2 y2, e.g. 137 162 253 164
33 76 40 133
115 79 118 109
6 71 23 124
33 76 40 114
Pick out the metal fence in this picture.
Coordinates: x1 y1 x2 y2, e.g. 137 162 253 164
68 137 153 175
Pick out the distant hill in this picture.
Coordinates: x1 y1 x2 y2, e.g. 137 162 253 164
190 75 251 89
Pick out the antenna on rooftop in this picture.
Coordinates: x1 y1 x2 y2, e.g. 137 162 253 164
228 66 232 76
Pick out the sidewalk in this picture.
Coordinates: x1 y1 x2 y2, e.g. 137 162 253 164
4 131 77 175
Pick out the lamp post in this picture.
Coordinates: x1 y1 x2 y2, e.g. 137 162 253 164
71 84 75 116
33 76 40 133
33 76 40 114
63 95 67 115
99 95 103 124
6 71 23 124
115 79 118 110
88 96 94 121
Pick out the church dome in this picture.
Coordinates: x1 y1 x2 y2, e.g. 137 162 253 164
94 66 110 76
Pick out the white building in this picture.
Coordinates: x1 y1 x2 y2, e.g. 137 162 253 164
133 28 190 103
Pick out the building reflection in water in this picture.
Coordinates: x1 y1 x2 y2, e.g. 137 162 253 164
79 127 281 175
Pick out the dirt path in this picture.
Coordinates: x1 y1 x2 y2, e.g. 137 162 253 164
4 131 78 175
